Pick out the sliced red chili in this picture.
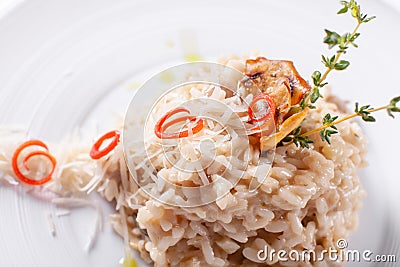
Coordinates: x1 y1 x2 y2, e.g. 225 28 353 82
90 130 121 160
12 140 57 186
155 107 204 139
248 93 276 123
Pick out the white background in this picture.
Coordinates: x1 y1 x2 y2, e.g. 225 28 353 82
1 0 400 19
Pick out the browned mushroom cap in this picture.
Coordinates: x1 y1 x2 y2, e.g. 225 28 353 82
245 57 311 106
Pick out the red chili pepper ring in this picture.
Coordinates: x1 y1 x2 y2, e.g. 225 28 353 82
90 130 121 160
154 107 204 139
12 140 57 186
248 93 276 123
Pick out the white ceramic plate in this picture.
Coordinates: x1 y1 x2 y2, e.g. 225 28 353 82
0 0 399 266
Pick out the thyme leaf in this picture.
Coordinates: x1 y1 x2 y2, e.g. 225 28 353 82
320 114 339 144
355 102 376 122
281 126 314 148
387 96 400 118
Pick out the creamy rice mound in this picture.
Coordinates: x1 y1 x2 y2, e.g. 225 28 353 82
0 58 367 267
105 91 367 266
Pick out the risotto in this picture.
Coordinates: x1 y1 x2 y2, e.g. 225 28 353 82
98 58 366 266
0 56 367 267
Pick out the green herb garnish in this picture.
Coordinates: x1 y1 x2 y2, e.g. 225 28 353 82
296 0 375 110
281 126 314 149
288 97 400 147
320 114 339 144
282 1 394 149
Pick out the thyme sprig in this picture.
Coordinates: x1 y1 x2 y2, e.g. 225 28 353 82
296 0 375 111
282 1 383 149
289 97 400 147
280 2 398 149
282 96 400 148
